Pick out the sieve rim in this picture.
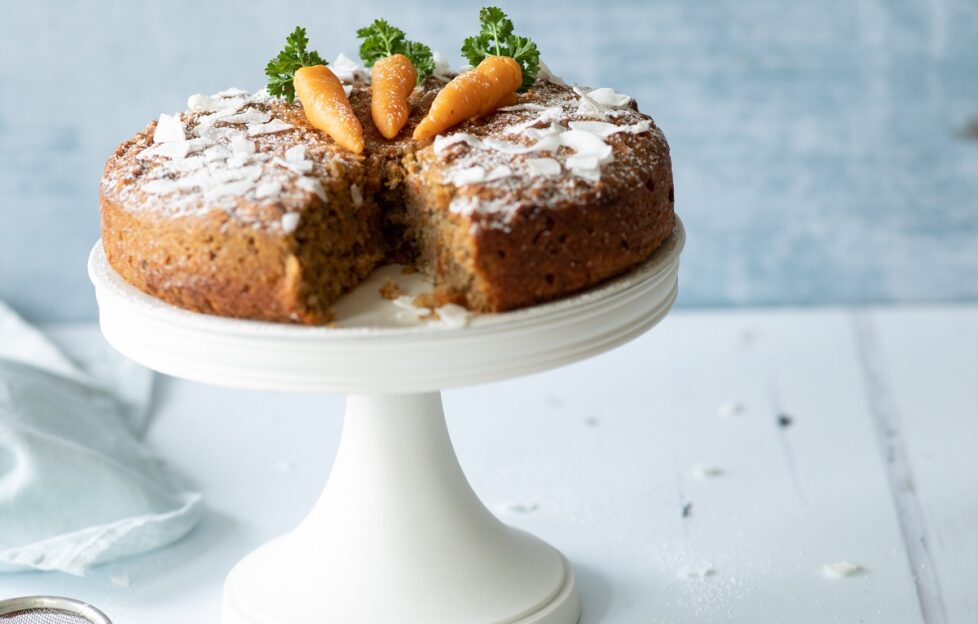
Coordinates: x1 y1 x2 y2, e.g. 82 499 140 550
0 596 111 624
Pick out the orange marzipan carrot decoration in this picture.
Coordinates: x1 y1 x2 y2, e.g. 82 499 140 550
294 65 365 154
371 54 417 139
412 55 522 141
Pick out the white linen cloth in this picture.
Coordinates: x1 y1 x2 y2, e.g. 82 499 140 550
0 301 201 575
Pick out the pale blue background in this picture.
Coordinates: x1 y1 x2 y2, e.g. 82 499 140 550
1 0 976 322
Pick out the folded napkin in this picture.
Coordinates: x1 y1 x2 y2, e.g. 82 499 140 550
0 301 201 575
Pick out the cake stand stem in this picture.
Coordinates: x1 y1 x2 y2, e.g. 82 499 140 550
222 391 580 624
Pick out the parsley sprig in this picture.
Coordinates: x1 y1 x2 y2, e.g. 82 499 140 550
461 7 540 92
357 19 434 82
265 27 326 103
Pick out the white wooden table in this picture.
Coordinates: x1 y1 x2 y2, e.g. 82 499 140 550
2 307 975 623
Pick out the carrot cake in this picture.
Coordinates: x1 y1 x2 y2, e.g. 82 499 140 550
99 59 674 324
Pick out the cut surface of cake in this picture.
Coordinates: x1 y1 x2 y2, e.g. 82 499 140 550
100 72 675 324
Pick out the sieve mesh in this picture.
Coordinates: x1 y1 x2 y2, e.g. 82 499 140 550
1 610 93 624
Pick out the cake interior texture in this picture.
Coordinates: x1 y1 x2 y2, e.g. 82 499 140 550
100 74 675 324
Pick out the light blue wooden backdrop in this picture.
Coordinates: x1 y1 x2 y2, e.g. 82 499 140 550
1 0 976 321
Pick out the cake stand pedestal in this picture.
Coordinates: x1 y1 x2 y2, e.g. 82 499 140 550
88 222 684 624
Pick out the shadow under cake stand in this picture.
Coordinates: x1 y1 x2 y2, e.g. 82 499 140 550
88 220 684 624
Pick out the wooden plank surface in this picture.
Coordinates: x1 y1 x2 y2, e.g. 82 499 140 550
857 307 978 624
1 308 974 623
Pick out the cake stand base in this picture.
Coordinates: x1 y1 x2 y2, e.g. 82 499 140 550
221 393 580 624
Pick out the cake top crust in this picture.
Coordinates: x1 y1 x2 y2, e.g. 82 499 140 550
101 63 669 236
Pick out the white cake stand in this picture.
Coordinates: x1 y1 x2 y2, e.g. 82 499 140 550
88 220 684 624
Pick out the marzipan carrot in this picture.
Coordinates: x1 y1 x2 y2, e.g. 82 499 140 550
413 56 522 141
370 55 417 139
413 7 541 141
294 65 364 154
357 19 434 139
265 27 365 153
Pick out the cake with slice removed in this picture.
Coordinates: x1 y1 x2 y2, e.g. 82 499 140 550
99 71 674 324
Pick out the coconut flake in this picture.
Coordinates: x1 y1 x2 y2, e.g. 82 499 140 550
284 145 306 163
248 120 293 136
217 87 248 98
503 106 564 135
137 141 191 161
229 136 256 157
447 166 487 186
142 179 178 194
254 179 282 199
822 562 864 578
559 129 614 163
526 157 561 177
432 51 455 80
153 113 185 143
537 61 567 86
202 145 231 162
281 212 301 234
297 177 327 202
435 304 470 328
434 132 484 155
498 103 548 112
588 87 632 107
206 179 254 199
220 108 272 125
329 53 368 83
485 165 512 181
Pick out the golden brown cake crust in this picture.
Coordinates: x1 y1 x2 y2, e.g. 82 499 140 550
100 76 675 322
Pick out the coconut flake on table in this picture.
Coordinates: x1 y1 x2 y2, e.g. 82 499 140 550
822 562 864 578
248 119 294 136
329 53 369 83
153 113 186 143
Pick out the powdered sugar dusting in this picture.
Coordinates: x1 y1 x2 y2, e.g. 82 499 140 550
103 87 342 232
427 81 665 229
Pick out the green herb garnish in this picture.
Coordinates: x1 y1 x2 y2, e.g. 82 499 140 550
265 26 326 103
461 7 540 92
357 19 434 81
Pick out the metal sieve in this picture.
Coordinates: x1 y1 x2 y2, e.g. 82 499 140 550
0 597 111 624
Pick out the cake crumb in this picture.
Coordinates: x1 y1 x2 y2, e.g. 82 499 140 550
400 265 419 275
379 278 403 300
